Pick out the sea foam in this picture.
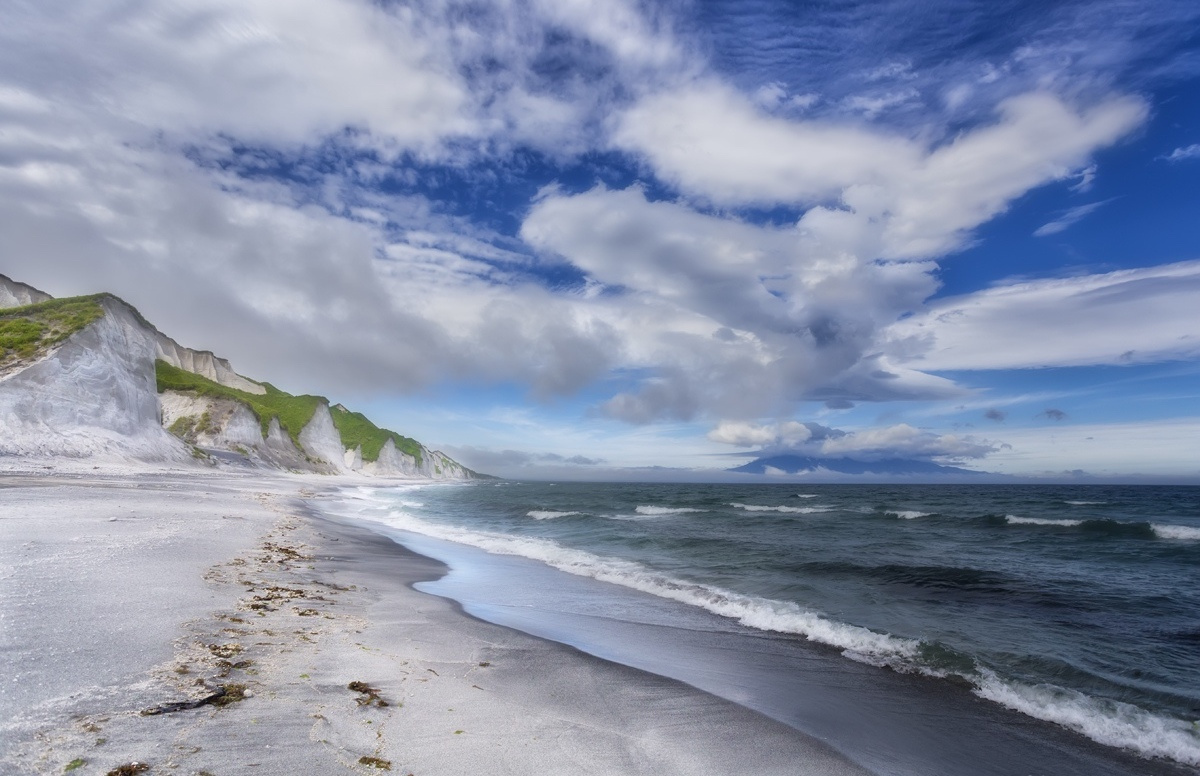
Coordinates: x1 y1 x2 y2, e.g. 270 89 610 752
634 505 706 515
368 507 920 668
886 510 931 520
730 503 831 514
1006 515 1083 527
1151 523 1200 540
975 671 1200 766
527 510 580 520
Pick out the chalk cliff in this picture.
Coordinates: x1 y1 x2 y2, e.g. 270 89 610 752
0 275 483 479
0 296 187 461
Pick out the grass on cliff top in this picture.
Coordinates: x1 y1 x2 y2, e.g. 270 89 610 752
156 360 423 464
328 403 423 464
0 295 106 369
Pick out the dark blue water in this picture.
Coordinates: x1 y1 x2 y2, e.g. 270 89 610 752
331 482 1200 769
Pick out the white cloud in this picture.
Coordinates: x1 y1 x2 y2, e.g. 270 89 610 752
1163 143 1200 162
1033 200 1109 237
707 420 812 447
522 185 962 420
615 83 1146 260
885 261 1200 370
817 423 998 460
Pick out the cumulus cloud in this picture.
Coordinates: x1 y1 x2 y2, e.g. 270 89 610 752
0 0 1179 443
884 261 1200 370
707 420 813 447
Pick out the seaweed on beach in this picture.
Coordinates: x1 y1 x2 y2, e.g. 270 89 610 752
140 683 248 715
348 681 389 707
105 763 149 776
358 756 392 770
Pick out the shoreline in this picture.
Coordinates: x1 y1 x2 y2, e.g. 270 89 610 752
1 470 871 775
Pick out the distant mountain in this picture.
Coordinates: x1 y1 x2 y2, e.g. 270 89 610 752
0 273 485 479
730 454 986 477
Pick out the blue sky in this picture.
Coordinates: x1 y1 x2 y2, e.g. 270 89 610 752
1 0 1198 480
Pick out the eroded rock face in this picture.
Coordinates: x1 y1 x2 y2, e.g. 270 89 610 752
0 276 481 478
298 404 348 473
0 299 188 461
0 274 51 309
155 334 266 395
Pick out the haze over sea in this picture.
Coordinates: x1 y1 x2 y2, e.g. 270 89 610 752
329 481 1200 774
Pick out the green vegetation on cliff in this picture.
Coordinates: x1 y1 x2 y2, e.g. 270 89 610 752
329 403 423 465
155 360 423 464
0 295 106 368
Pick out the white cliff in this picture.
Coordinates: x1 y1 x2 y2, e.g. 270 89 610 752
155 334 266 395
297 403 349 473
1 276 483 479
0 274 51 309
0 297 188 461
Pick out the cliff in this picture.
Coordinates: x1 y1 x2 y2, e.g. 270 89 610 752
0 275 483 479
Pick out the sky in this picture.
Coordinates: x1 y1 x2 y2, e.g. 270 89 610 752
1 0 1198 481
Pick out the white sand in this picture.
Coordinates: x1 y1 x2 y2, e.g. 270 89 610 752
0 469 870 775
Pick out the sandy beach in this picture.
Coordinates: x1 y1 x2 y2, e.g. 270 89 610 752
1 470 871 776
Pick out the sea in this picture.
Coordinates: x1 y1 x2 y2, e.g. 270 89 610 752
324 482 1200 775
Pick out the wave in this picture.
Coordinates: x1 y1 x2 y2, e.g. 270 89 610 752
527 510 580 520
343 502 1200 767
1003 516 1198 540
366 508 919 667
794 493 819 498
886 510 931 520
1064 500 1107 506
731 503 831 514
1006 515 1083 527
1152 523 1200 541
975 671 1200 766
634 505 706 516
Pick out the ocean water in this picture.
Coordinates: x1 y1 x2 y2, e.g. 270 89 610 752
328 482 1200 771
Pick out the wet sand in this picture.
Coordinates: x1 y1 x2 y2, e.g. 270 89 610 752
0 470 870 775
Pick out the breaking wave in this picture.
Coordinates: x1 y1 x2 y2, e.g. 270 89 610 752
731 503 832 514
1006 515 1083 527
975 671 1200 766
1152 523 1200 541
368 508 919 667
634 505 706 516
527 510 580 520
886 510 931 520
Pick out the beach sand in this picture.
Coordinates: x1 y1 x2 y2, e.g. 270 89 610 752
0 470 870 776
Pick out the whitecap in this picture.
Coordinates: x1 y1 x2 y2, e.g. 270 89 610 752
1005 515 1082 527
795 494 819 498
974 670 1200 766
354 509 920 668
527 510 581 520
1151 523 1200 540
1064 500 1106 506
886 510 930 520
634 505 706 516
731 503 831 514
